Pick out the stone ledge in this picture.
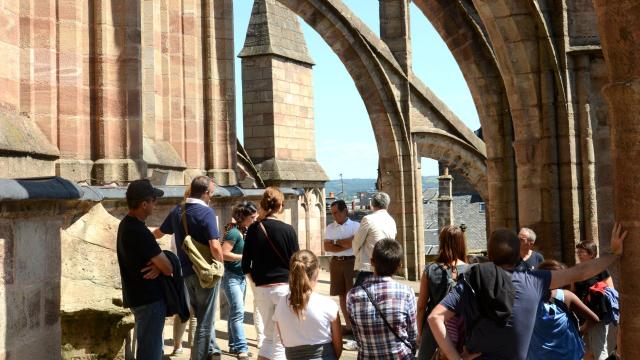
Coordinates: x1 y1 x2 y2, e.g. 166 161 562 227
255 158 329 183
143 137 187 170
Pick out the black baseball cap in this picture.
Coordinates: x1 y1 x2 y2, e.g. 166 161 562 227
126 179 164 203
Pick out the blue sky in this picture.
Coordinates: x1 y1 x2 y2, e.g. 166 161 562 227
233 1 480 179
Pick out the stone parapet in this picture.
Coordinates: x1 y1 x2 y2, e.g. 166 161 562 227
0 177 88 360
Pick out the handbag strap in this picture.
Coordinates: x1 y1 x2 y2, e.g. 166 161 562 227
180 203 190 236
259 221 288 267
360 284 414 351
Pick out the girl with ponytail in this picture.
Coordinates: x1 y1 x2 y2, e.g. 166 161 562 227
242 187 299 360
273 250 342 360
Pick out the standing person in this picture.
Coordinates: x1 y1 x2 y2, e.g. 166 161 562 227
352 192 397 286
416 225 470 360
528 260 599 360
323 199 360 337
167 185 196 356
428 224 627 360
117 179 173 360
515 227 545 271
154 176 224 360
221 201 258 360
574 241 616 360
347 239 417 359
242 187 299 360
274 250 343 360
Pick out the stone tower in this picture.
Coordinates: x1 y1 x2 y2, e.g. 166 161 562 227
239 0 328 189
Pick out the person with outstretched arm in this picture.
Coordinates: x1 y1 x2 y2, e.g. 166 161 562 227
428 223 627 360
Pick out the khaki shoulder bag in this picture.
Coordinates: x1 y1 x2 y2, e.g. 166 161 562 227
179 203 224 288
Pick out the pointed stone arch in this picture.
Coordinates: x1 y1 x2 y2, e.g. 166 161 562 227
412 0 517 231
272 0 489 279
413 129 488 201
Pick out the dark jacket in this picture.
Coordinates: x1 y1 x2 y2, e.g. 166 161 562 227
462 262 515 327
160 250 190 322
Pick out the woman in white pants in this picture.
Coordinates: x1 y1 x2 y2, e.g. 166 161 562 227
242 187 299 360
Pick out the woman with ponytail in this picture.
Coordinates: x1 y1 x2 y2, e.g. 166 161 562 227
242 187 299 360
274 250 342 360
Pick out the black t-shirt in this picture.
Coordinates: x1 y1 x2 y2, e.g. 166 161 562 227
241 218 299 286
117 215 163 308
575 270 611 301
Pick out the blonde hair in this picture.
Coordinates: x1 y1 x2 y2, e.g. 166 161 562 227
288 250 318 319
259 186 285 220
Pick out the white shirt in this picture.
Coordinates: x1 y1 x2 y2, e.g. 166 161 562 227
352 209 397 272
273 292 339 347
185 198 208 207
325 218 360 257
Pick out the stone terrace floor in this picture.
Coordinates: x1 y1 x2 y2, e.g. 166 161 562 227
162 269 420 359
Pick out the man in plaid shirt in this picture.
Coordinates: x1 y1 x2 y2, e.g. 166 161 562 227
347 239 417 359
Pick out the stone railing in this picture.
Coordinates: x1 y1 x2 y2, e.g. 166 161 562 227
0 177 316 360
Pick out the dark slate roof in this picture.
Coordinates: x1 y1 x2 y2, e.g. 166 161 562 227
0 177 304 202
423 194 487 253
0 177 84 200
238 0 314 65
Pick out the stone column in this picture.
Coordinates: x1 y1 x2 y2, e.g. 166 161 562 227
574 54 599 245
437 167 453 231
56 0 93 181
203 0 237 185
379 0 411 73
592 1 640 357
380 0 422 280
91 0 146 184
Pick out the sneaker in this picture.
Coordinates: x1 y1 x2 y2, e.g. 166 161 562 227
171 347 184 356
237 352 252 359
343 340 358 351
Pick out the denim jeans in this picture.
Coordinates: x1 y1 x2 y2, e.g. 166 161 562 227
185 274 221 360
222 272 249 353
131 299 166 360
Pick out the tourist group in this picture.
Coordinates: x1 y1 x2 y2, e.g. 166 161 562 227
117 176 623 360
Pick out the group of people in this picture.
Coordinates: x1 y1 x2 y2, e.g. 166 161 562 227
117 176 626 360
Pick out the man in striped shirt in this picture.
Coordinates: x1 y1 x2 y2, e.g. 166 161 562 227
347 239 417 359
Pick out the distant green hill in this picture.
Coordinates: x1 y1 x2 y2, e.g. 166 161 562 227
325 176 438 199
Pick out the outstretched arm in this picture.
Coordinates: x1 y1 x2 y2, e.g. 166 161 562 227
550 223 626 289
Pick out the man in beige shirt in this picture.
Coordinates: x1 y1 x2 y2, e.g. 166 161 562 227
352 191 397 286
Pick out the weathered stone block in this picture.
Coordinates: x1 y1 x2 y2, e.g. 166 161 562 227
13 220 47 283
0 221 14 285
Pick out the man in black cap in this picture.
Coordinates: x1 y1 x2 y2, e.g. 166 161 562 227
117 179 173 360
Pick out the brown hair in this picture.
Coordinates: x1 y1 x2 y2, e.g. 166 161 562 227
488 228 520 266
436 225 468 266
288 250 318 319
537 260 568 291
537 259 565 271
259 186 285 219
232 201 258 223
190 176 212 198
372 239 403 276
576 241 598 257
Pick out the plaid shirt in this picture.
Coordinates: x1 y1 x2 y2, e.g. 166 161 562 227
347 276 417 359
